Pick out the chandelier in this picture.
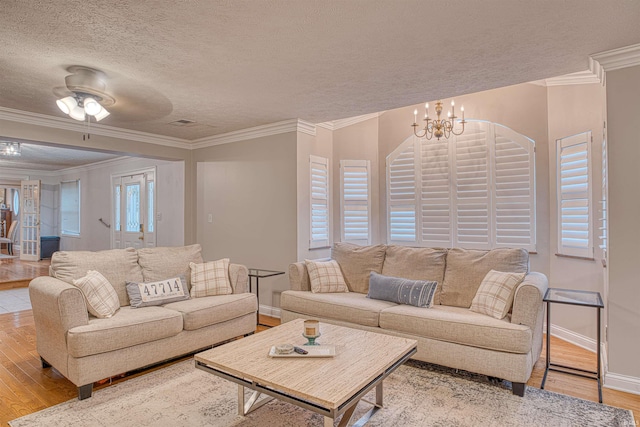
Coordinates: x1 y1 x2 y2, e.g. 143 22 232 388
412 100 466 140
0 141 21 156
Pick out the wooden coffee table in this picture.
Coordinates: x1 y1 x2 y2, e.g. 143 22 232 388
195 319 417 426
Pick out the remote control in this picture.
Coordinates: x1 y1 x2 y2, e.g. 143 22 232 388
293 346 308 355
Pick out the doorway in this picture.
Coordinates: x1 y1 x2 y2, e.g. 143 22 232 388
111 168 156 249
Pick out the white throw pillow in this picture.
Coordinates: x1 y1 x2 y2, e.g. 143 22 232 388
73 270 120 318
189 259 232 297
305 259 349 293
470 270 526 319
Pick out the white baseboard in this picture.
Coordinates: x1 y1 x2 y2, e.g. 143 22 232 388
548 323 597 353
258 304 281 319
604 372 640 396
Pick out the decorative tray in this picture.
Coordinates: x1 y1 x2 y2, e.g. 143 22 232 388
268 345 336 358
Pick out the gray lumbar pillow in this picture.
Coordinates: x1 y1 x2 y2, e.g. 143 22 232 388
367 272 438 308
126 274 190 308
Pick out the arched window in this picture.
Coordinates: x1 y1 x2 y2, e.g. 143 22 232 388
386 120 536 251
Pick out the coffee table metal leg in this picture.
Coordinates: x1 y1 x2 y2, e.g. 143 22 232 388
238 384 274 416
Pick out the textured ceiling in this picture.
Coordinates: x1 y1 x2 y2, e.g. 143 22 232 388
1 1 640 141
0 142 121 172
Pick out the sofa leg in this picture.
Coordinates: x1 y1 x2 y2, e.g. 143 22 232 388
40 357 51 369
244 332 254 337
512 382 525 397
78 384 93 400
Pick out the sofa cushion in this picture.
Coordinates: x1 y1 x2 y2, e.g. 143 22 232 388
280 290 397 328
305 259 349 293
73 270 121 318
137 244 203 288
332 243 386 294
51 247 143 307
440 248 529 308
368 272 437 308
67 306 183 358
379 304 532 354
382 246 447 305
126 274 190 308
470 270 526 319
189 259 232 297
162 293 257 331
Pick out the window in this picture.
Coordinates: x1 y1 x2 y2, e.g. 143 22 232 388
387 120 536 251
600 132 607 258
12 189 19 216
557 131 592 258
340 160 371 245
310 155 329 248
61 180 80 236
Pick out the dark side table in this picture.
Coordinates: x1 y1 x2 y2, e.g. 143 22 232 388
248 268 285 327
541 287 604 402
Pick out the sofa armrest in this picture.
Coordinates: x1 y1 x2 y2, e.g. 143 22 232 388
289 262 311 291
511 272 548 330
229 263 249 294
29 276 89 373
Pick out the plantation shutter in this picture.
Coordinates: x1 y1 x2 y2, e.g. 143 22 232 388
387 139 417 243
61 180 81 236
599 134 607 256
340 160 371 245
557 132 592 258
453 122 491 249
493 125 536 251
310 155 329 248
420 138 452 245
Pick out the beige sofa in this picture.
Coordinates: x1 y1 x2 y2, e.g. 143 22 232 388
281 244 548 396
29 244 257 399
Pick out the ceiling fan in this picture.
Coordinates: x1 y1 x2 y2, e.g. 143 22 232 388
53 66 115 122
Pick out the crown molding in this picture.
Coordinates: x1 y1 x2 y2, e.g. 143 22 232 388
591 43 640 72
297 119 317 136
544 70 601 86
191 119 304 149
56 155 134 175
331 112 381 130
0 106 191 149
315 122 334 131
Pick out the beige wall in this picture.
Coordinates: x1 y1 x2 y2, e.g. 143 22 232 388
547 83 606 341
605 64 640 381
194 133 298 312
377 83 551 276
331 118 381 245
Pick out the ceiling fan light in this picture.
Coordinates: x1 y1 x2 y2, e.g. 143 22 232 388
56 96 77 115
83 97 102 116
93 106 110 121
68 105 86 121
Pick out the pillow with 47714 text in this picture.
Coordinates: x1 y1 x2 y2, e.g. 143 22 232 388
126 274 190 308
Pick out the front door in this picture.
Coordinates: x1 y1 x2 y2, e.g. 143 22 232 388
112 169 156 249
20 180 41 261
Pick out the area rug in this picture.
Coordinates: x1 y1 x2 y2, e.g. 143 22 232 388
10 359 634 427
0 253 17 260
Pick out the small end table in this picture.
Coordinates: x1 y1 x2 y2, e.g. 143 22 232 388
247 268 285 327
541 287 604 402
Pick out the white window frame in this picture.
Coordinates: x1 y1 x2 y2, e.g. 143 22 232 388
60 179 81 237
556 131 593 258
340 159 371 245
309 155 330 249
386 120 536 251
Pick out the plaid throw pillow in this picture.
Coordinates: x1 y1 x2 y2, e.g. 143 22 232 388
305 259 349 293
189 259 232 298
470 270 526 319
72 270 120 318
